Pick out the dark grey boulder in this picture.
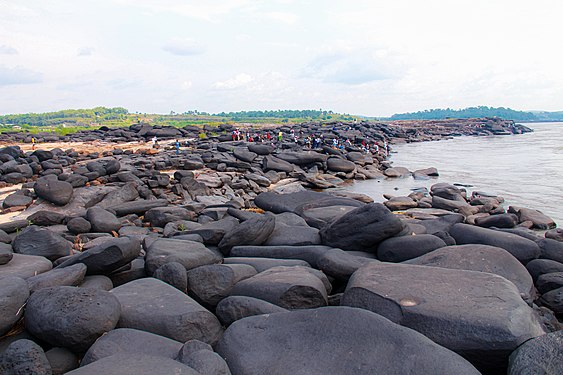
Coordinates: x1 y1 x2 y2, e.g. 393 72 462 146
545 228 563 242
56 237 140 275
405 244 536 301
216 306 480 375
327 156 356 173
111 278 223 345
233 148 257 163
109 258 146 287
526 259 563 282
65 353 198 375
27 211 66 226
508 330 563 375
187 264 257 307
78 275 113 291
248 143 274 155
254 191 346 214
230 245 334 269
230 266 328 309
112 199 169 216
449 223 540 264
81 328 183 366
177 341 232 375
153 261 188 293
475 213 519 228
264 222 320 246
0 229 11 244
2 193 32 208
26 263 87 293
319 203 406 252
538 287 563 315
316 248 377 280
96 183 139 209
34 178 73 206
0 254 52 279
536 272 563 294
86 207 121 233
184 216 238 245
66 217 91 234
0 339 52 375
218 213 276 255
0 243 13 265
514 207 556 230
25 286 121 352
215 295 288 326
145 238 222 275
145 207 195 228
377 234 447 262
0 277 29 336
341 262 545 371
223 257 310 272
262 155 294 173
12 226 72 261
45 347 79 375
384 196 418 211
538 238 563 263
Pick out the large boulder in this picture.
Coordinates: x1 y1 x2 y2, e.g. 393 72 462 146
153 261 188 293
406 244 536 301
376 234 447 262
218 213 276 255
538 286 563 315
0 277 29 336
26 263 87 293
12 226 72 261
230 266 328 309
449 223 540 264
145 207 195 228
0 254 52 280
229 245 332 269
319 203 406 252
342 262 545 371
56 237 141 275
81 328 183 366
25 286 121 352
316 248 377 280
216 306 480 375
326 156 356 173
86 207 121 233
65 353 198 375
145 238 222 275
34 178 74 206
513 207 556 230
215 296 288 326
187 264 257 307
0 339 52 375
508 330 563 375
111 278 223 345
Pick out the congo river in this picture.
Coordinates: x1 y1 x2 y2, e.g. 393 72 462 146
345 122 563 227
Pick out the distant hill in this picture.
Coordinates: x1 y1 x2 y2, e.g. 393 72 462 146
389 106 563 122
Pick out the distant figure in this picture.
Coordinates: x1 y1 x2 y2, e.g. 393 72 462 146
31 137 36 150
175 139 180 155
152 136 158 148
278 131 283 142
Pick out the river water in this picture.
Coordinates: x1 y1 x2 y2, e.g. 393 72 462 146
345 122 563 227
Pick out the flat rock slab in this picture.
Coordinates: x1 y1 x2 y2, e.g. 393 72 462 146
25 286 121 352
342 262 545 371
223 257 311 272
215 295 288 326
66 353 199 375
405 244 535 301
81 328 183 366
230 266 328 309
0 253 52 280
12 225 73 261
111 278 223 345
0 277 29 336
449 223 540 264
508 330 563 375
216 306 480 375
26 263 87 293
145 238 222 275
230 245 334 268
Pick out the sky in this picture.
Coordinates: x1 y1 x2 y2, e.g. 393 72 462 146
1 0 562 117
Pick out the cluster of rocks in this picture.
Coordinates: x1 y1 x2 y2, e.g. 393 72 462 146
0 120 560 375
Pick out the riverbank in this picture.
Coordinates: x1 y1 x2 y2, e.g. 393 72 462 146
0 119 561 375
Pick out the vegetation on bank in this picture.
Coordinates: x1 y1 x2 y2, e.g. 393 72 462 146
389 106 563 122
0 108 357 134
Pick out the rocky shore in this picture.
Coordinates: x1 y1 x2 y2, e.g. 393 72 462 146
0 117 561 375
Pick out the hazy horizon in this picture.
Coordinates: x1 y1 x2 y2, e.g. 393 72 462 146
1 1 562 117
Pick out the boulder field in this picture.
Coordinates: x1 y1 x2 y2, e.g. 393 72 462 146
0 119 561 375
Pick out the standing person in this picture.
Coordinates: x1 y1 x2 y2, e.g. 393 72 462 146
151 136 158 148
31 137 36 150
278 131 283 142
175 139 180 155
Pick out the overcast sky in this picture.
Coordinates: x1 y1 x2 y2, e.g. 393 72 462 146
1 0 562 116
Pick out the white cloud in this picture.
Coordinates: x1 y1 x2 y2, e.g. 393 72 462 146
262 11 298 24
213 73 254 90
77 47 94 56
162 38 205 56
0 45 18 55
0 65 42 86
